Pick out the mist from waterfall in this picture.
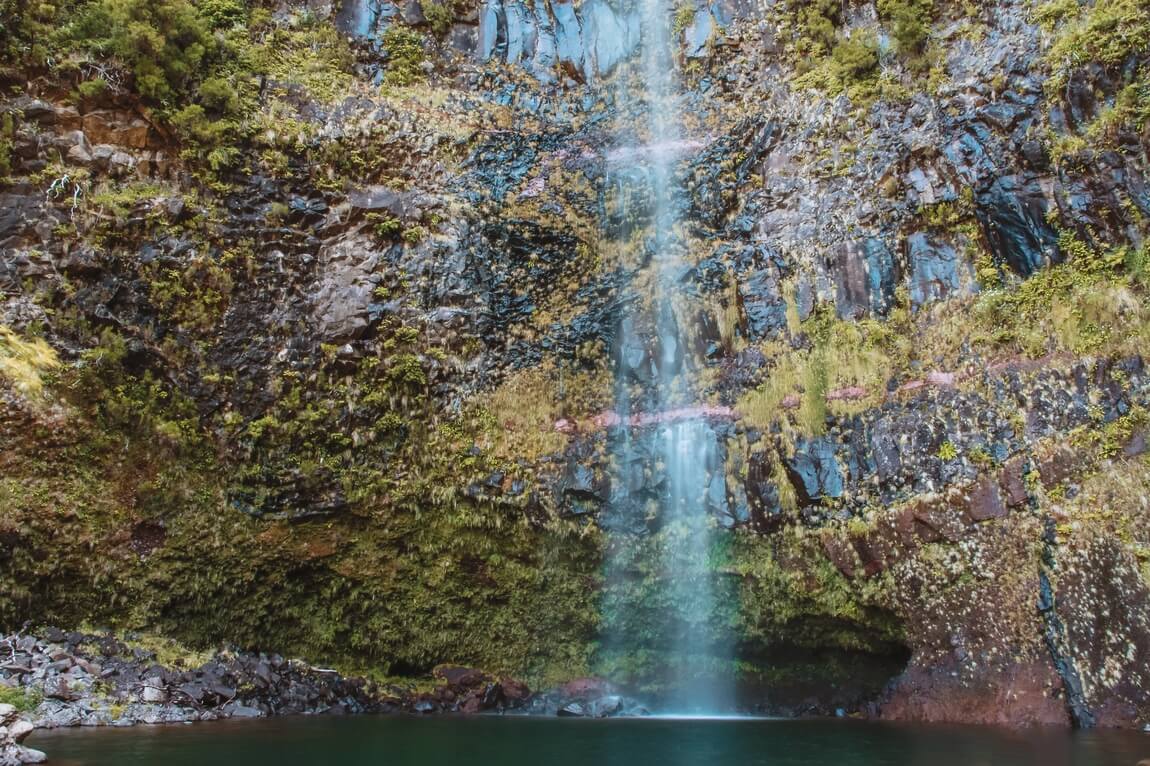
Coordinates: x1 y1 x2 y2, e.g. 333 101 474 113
601 0 732 715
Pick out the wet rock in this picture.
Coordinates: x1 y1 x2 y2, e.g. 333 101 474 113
784 437 843 506
745 450 784 531
0 703 44 765
976 175 1060 276
589 694 623 717
557 701 586 717
906 233 973 308
683 9 714 59
581 0 638 77
832 238 898 319
737 254 789 341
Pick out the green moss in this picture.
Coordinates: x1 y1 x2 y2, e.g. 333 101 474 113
0 112 13 177
732 529 904 654
673 3 696 35
1043 0 1149 90
0 349 601 686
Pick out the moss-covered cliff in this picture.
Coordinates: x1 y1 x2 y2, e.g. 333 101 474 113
1 0 1148 727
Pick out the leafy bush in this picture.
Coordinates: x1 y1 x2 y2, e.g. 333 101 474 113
382 26 426 87
1041 0 1149 148
877 0 934 55
197 0 247 29
0 684 43 713
831 31 880 80
790 0 843 61
423 1 453 37
68 0 214 104
0 112 14 176
0 0 66 65
1044 0 1150 89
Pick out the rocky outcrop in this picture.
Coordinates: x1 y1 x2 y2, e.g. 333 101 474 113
0 704 44 766
0 630 532 729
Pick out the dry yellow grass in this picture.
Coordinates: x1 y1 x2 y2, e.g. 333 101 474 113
0 325 60 397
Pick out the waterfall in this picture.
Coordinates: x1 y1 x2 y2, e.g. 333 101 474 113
336 0 378 38
601 0 733 715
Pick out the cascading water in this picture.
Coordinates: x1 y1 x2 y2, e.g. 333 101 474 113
600 0 733 715
336 0 379 38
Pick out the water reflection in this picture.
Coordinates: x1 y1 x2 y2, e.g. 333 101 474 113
31 716 1150 766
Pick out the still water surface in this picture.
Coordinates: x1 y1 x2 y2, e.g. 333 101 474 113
30 715 1150 766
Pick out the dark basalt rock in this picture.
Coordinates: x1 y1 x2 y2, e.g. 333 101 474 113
976 174 1061 277
784 437 843 507
832 238 899 319
745 449 785 531
906 233 972 307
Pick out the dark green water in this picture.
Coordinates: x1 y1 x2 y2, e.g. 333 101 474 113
30 715 1150 766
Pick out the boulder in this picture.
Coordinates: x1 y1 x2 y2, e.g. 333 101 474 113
80 110 151 149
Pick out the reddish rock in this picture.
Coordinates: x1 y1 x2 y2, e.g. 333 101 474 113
1056 538 1150 729
999 456 1030 508
458 693 484 714
852 528 897 577
433 665 489 688
880 660 1069 727
963 474 1007 522
500 677 531 703
894 503 942 546
1037 444 1080 489
822 534 861 578
80 110 151 149
905 493 968 543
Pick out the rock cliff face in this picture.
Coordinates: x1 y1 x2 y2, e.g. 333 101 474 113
1 0 1148 729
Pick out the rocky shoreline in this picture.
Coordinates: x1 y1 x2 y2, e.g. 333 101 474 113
0 627 665 762
0 627 535 762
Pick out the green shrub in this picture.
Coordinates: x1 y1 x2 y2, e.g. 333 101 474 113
0 684 43 713
382 26 426 87
73 76 109 101
68 0 214 104
877 0 934 55
197 0 247 29
1044 0 1150 89
831 31 880 80
0 0 66 65
0 112 14 177
423 1 453 37
790 0 843 61
197 75 242 114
